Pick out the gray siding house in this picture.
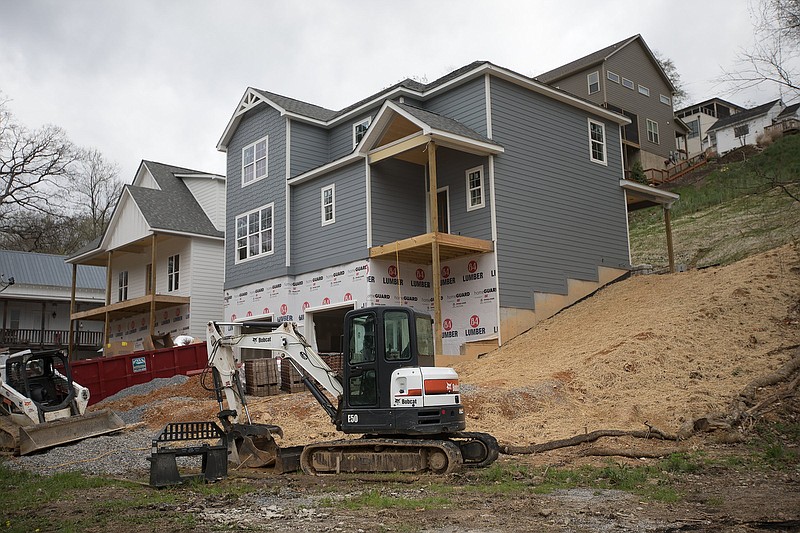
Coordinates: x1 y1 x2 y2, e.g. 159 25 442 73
218 61 670 361
537 35 682 174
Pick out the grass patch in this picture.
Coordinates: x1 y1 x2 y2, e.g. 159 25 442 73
0 460 212 532
321 489 452 510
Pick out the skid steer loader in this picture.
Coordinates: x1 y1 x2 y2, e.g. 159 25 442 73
0 349 125 455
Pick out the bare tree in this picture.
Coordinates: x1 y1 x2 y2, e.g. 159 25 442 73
0 97 77 221
70 148 123 242
721 0 800 96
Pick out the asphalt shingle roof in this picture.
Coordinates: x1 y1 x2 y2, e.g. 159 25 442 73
394 102 500 146
536 35 638 84
708 100 783 132
132 161 223 238
252 61 491 124
0 250 105 289
777 103 800 119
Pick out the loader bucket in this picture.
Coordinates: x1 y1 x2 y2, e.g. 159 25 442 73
18 409 126 456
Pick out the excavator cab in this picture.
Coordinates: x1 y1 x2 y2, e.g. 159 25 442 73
339 306 465 435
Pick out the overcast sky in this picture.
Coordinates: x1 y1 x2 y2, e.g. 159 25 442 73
0 0 785 182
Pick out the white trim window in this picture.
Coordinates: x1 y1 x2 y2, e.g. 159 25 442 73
638 84 650 97
587 71 600 94
242 136 268 186
353 117 371 148
466 166 485 211
168 254 180 292
622 77 634 90
236 204 274 262
659 94 671 105
646 119 660 144
607 71 620 84
321 184 335 226
118 271 128 301
588 119 607 165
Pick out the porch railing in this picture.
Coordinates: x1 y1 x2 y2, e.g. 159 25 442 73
0 328 103 348
765 119 800 137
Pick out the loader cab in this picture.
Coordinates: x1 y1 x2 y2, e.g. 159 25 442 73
5 350 75 412
343 306 434 411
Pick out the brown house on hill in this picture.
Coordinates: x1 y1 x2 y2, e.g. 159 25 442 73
537 34 686 176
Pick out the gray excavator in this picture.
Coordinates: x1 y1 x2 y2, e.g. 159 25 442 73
204 306 499 475
0 349 125 455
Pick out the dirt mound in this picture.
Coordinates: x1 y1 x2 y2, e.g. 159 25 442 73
114 245 799 448
455 243 800 445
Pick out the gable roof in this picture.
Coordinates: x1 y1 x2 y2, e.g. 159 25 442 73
536 34 676 93
218 60 628 151
0 250 105 289
129 161 223 238
67 161 223 263
707 100 783 132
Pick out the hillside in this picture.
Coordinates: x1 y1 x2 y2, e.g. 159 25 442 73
455 243 799 445
629 136 800 270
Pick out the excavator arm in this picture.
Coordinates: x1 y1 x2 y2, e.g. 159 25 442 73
206 320 344 425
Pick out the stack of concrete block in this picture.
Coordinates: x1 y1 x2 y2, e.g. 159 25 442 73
245 358 279 397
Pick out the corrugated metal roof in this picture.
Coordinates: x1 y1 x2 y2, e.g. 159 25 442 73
0 250 105 289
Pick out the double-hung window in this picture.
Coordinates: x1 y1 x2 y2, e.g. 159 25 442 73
236 204 274 262
321 184 335 225
646 119 660 144
242 136 268 186
168 255 180 292
587 71 600 94
588 119 607 164
353 117 371 148
466 166 485 211
118 271 128 301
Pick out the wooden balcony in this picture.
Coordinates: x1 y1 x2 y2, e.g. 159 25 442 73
765 119 800 137
369 231 493 264
71 293 190 322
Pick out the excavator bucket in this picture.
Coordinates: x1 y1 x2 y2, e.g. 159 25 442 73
18 409 126 456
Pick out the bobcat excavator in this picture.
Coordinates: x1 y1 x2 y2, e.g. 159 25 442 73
0 349 125 455
205 306 499 475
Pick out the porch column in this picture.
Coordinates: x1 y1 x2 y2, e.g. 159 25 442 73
68 263 77 360
104 251 112 349
427 141 443 355
149 234 157 338
664 206 675 274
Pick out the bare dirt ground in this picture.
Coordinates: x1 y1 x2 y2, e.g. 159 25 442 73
67 243 800 532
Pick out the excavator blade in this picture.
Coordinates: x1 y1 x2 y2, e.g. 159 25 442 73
18 409 126 456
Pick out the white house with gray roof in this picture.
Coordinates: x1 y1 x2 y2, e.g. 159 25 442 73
218 60 677 361
708 99 785 154
0 250 105 358
66 160 225 354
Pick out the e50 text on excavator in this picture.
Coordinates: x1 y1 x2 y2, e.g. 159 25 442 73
205 306 499 475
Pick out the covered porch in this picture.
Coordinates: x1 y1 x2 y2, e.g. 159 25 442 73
67 233 189 358
361 100 502 352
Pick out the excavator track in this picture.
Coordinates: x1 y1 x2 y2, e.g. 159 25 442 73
300 437 464 475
